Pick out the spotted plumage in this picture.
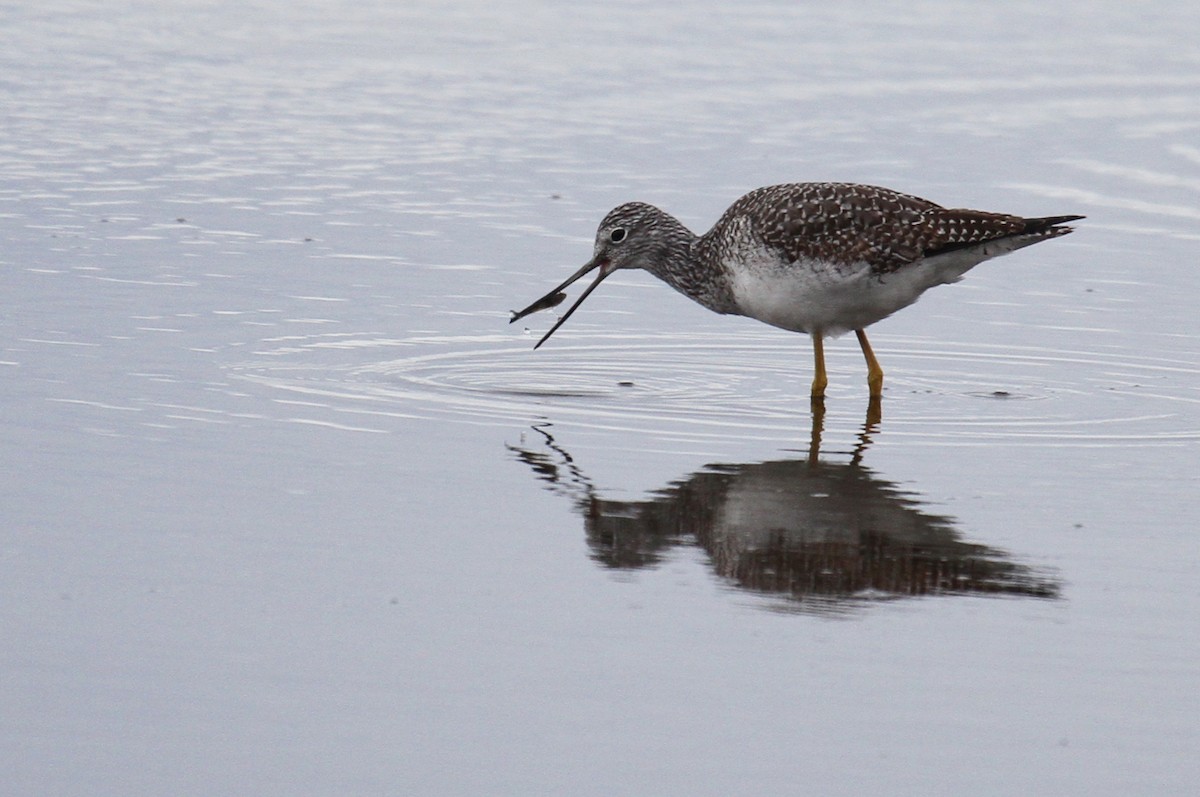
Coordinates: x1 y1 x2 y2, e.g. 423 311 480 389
511 182 1083 400
718 183 1072 273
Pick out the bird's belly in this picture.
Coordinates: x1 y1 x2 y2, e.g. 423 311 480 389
729 258 931 336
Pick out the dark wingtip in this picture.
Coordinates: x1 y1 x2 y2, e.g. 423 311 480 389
1024 214 1086 233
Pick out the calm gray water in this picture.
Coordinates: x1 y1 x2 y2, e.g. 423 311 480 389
3 1 1198 794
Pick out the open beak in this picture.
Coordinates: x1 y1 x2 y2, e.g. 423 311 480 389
509 257 614 349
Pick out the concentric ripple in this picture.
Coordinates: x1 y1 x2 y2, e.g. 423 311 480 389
227 330 1200 447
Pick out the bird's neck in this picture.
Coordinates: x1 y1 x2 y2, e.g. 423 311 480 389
634 213 737 316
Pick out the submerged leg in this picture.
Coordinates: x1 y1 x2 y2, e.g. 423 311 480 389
810 333 828 400
855 328 884 398
808 396 825 465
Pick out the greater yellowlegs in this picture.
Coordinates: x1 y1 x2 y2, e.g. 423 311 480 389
511 182 1082 399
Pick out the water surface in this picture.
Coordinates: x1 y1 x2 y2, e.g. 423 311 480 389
2 1 1198 794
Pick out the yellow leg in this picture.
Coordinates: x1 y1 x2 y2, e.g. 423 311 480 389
855 329 884 398
810 333 828 400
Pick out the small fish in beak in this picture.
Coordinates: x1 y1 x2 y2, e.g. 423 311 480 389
509 257 615 349
509 291 566 323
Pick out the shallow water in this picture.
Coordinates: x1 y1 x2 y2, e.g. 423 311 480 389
3 1 1199 794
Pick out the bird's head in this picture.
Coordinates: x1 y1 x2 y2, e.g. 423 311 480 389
509 202 691 348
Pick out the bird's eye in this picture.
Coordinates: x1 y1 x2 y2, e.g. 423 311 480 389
609 227 627 243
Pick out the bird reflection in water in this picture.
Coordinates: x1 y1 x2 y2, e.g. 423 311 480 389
507 403 1059 614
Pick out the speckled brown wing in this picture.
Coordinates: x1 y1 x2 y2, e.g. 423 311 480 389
730 183 1036 274
919 208 1030 260
725 183 938 272
921 209 1082 260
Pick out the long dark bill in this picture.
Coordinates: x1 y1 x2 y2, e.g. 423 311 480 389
510 258 613 349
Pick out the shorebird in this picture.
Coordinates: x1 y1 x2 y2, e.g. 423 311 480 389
511 183 1082 399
